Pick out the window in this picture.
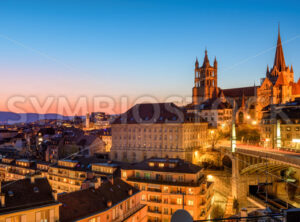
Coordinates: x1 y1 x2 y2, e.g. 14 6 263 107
164 208 168 214
144 172 151 179
187 200 194 206
178 176 184 182
176 198 182 205
142 194 146 201
135 172 140 178
163 186 169 193
122 172 127 178
158 163 164 168
165 175 172 181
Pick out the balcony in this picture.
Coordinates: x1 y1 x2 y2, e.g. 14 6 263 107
148 199 162 203
127 175 205 187
112 204 146 222
148 209 162 214
147 187 161 193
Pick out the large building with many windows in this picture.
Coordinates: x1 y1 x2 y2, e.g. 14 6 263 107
121 158 213 222
110 103 208 163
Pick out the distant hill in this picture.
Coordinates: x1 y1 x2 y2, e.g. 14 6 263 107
0 112 75 124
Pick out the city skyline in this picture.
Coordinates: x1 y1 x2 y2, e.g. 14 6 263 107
0 0 300 115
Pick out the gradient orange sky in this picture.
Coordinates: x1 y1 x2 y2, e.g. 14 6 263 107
1 0 300 115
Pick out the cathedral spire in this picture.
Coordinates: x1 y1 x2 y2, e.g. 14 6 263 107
291 65 294 73
273 24 286 71
202 49 210 67
195 57 199 68
214 56 217 67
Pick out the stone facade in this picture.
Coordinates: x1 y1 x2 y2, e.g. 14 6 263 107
109 103 208 163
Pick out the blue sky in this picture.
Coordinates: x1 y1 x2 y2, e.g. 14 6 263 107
0 0 299 113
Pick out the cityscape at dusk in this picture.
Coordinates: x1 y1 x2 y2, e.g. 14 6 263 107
0 1 300 222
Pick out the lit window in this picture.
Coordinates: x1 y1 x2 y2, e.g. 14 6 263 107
187 200 194 206
141 194 146 201
176 198 182 205
159 163 164 168
149 162 154 167
122 172 127 178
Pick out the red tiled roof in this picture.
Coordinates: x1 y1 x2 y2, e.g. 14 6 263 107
222 86 256 98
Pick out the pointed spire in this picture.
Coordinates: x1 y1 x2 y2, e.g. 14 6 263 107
202 49 210 67
273 24 286 71
195 57 199 68
291 65 294 73
266 65 269 74
214 56 217 67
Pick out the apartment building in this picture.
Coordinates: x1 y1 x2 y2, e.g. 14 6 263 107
47 159 95 193
261 98 300 149
58 178 147 222
0 177 60 222
110 103 208 163
0 158 36 181
121 158 213 222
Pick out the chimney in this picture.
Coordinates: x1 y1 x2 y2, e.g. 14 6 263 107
30 176 35 184
108 176 114 185
107 200 112 208
94 177 102 189
128 189 132 196
0 193 5 207
241 208 248 222
52 190 58 201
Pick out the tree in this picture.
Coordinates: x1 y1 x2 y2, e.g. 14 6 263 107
233 198 239 214
209 129 230 149
237 125 260 145
211 204 224 219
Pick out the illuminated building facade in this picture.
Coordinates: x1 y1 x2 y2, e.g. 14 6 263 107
121 158 213 222
110 103 208 163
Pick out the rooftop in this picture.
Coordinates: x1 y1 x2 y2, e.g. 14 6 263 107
58 178 139 222
113 103 205 124
0 177 58 215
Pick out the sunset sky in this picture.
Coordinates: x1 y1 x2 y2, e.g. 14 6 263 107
0 0 300 115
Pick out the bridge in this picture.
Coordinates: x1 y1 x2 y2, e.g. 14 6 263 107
215 144 300 210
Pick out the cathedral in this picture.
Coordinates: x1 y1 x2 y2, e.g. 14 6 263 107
190 27 300 126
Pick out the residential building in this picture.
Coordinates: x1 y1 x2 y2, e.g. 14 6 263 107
0 158 36 181
58 178 147 222
261 98 300 150
47 159 95 193
110 103 208 163
0 177 60 222
121 158 214 222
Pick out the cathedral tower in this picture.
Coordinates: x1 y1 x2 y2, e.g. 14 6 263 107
192 50 218 105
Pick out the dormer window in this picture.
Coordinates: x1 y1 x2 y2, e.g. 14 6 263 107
149 162 154 167
158 163 164 168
